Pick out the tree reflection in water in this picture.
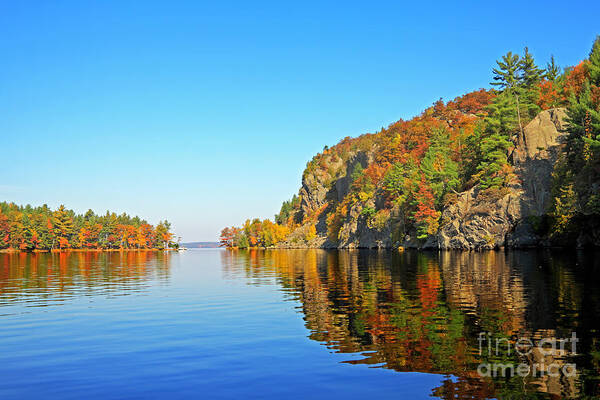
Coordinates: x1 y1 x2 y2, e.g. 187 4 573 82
0 251 172 306
221 249 600 399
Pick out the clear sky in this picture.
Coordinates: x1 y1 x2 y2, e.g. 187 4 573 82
1 1 599 241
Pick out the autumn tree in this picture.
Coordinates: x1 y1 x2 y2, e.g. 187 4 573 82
0 211 9 248
137 224 155 248
451 89 494 115
220 227 236 247
155 220 173 248
413 179 440 239
260 220 289 247
237 233 249 248
52 205 75 249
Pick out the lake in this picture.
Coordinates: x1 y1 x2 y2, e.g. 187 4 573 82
0 249 599 399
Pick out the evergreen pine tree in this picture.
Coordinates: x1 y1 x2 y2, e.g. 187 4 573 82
52 205 75 248
99 212 117 248
491 51 527 139
31 213 53 250
473 92 517 189
520 47 544 88
420 128 459 205
491 52 521 92
588 35 600 85
517 47 543 120
545 55 561 81
476 132 513 189
565 82 598 165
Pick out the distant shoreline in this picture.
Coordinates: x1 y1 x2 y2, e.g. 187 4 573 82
181 242 220 249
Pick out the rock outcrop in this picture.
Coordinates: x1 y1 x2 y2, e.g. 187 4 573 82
434 108 567 249
433 186 524 249
336 202 395 249
513 108 567 216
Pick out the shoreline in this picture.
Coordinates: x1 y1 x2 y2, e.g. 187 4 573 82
224 245 597 251
0 248 180 254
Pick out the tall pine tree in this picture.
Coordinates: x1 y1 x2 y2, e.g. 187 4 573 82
545 55 561 81
588 35 600 85
520 47 544 88
491 52 521 91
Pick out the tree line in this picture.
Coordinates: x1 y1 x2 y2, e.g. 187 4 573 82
0 202 176 251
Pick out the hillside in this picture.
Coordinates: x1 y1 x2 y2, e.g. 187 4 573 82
182 242 220 248
221 37 600 249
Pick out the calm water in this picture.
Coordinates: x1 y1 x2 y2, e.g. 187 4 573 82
1 249 599 399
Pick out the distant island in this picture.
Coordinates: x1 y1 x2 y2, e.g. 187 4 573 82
181 242 220 248
221 37 600 250
0 202 177 252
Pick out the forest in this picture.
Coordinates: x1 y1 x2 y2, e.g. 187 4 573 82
221 37 600 248
0 202 176 251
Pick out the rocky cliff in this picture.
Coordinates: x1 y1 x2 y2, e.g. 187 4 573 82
280 108 580 250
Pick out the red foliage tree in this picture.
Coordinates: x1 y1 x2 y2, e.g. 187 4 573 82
536 79 562 109
564 61 589 98
450 89 494 114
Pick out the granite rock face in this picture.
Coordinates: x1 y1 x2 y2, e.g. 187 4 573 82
513 108 567 216
336 201 395 249
433 108 567 249
433 186 524 249
280 108 570 249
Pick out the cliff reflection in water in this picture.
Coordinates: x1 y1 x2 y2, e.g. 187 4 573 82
221 249 600 399
0 251 172 307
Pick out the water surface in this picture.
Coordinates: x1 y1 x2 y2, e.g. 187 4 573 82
0 249 599 399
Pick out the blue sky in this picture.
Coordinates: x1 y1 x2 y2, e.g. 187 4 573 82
1 1 599 241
